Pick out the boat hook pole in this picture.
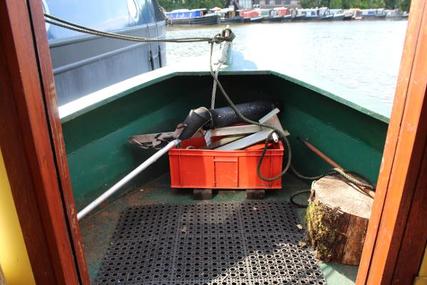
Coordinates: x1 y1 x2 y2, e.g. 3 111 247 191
298 137 374 197
75 27 235 220
77 139 180 220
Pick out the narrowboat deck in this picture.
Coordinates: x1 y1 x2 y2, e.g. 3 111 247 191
80 173 358 284
62 68 387 285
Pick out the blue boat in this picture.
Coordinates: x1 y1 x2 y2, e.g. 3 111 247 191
165 9 220 25
44 0 166 105
362 9 387 20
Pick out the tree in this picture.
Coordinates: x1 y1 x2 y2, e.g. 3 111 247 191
399 0 411 11
329 0 342 8
299 0 319 8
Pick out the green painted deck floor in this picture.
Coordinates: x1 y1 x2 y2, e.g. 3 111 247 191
79 173 358 284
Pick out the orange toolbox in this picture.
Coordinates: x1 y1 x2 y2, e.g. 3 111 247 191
169 137 284 189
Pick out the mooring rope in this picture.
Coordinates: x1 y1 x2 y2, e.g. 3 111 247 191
208 41 292 182
44 14 233 44
47 13 374 189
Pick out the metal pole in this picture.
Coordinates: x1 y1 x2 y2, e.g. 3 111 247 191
77 139 180 220
299 138 343 170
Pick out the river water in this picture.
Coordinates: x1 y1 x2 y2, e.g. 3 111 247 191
166 21 407 116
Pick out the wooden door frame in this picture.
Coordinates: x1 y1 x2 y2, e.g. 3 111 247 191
0 0 426 284
356 0 427 283
0 0 89 284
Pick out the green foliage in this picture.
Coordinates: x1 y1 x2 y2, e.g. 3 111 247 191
399 0 411 11
300 0 393 8
159 0 225 11
299 0 319 8
329 0 343 8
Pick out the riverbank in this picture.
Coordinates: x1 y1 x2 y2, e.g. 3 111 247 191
165 8 408 26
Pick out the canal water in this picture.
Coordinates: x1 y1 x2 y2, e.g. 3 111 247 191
166 21 407 116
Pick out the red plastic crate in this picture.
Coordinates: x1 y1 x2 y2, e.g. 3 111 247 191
168 137 284 189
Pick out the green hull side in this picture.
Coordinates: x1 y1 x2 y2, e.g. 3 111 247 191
62 74 388 210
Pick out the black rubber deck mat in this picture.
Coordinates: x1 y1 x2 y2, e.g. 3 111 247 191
95 201 326 285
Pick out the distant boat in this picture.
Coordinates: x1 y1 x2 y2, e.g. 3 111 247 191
218 7 244 23
303 9 321 21
329 9 346 20
267 15 284 22
290 9 306 21
240 9 265 23
318 7 334 20
320 14 334 20
267 7 290 22
351 8 363 20
221 16 244 23
361 9 386 20
250 15 265 23
282 14 293 22
385 9 406 20
343 10 354 20
165 9 220 25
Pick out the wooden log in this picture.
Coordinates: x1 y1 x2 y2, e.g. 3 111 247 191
306 175 374 265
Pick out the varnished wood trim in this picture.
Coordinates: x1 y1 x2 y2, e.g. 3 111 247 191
356 0 427 283
27 0 90 283
0 0 83 283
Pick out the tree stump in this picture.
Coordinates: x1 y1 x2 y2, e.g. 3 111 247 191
306 175 374 265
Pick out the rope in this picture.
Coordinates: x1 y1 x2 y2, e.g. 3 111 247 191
290 190 311 208
48 14 372 188
332 168 374 190
210 63 222 109
44 14 232 44
209 42 291 182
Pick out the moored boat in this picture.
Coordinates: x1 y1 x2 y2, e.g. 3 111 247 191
220 15 244 23
351 8 363 20
282 14 294 22
303 8 321 21
240 8 265 23
330 9 346 20
45 0 166 105
219 7 244 23
165 9 220 25
290 8 307 21
267 7 290 22
343 10 354 20
385 9 407 20
361 8 387 20
250 15 265 22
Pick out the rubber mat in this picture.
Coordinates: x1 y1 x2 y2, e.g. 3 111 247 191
95 201 326 285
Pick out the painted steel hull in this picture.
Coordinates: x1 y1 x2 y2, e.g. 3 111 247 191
50 22 166 105
292 15 307 21
282 15 293 22
363 14 387 20
250 16 265 23
46 0 167 106
267 16 284 22
333 14 345 21
221 16 245 23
